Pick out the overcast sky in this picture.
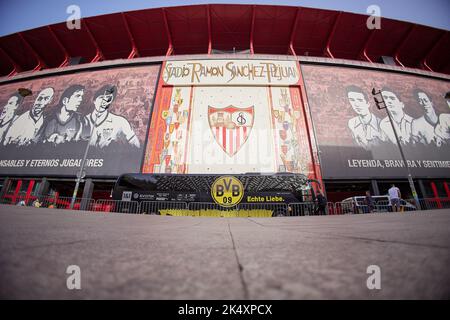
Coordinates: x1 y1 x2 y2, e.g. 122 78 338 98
0 0 449 37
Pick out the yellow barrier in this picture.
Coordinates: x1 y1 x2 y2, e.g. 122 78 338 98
158 209 273 217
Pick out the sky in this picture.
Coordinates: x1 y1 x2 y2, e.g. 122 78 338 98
0 0 449 37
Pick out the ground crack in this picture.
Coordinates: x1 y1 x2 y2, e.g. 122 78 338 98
227 220 249 300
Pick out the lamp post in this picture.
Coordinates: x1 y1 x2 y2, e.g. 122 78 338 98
70 87 114 209
371 88 421 210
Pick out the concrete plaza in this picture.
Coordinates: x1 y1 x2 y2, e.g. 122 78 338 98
0 204 449 299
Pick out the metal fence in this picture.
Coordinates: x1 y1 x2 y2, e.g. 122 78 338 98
2 194 450 217
188 202 244 217
94 199 139 214
140 201 188 215
238 203 288 217
0 193 95 211
40 196 96 211
413 198 450 211
288 202 317 216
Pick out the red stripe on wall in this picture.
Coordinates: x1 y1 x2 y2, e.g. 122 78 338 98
222 127 227 151
236 126 241 151
229 128 233 155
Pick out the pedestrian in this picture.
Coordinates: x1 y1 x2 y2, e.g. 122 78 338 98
16 200 26 206
316 192 327 215
388 184 401 212
365 190 375 213
32 199 42 208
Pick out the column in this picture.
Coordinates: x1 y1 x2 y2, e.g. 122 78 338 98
371 179 380 196
0 177 10 203
81 179 94 211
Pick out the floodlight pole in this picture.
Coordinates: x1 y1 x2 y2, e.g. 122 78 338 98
70 88 114 209
372 88 421 210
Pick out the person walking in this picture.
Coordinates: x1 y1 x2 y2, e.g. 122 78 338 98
316 192 327 215
388 184 401 212
32 199 42 208
365 190 375 213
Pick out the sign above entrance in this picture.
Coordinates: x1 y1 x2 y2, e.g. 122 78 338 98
162 60 300 86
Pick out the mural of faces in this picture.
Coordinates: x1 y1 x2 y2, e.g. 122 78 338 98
63 89 84 112
416 92 434 113
347 91 370 117
31 87 54 118
381 90 405 119
2 95 21 115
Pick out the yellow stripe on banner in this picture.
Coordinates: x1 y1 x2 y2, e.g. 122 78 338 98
158 209 273 217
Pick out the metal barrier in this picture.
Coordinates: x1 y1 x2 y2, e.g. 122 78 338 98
333 200 395 214
188 202 228 212
326 202 338 215
187 202 239 217
1 192 35 206
238 203 288 217
93 200 139 214
419 198 437 210
373 200 390 213
289 202 337 216
288 202 317 216
40 196 95 211
439 198 450 209
140 201 188 215
333 202 355 215
412 198 450 211
3 193 450 217
0 193 95 211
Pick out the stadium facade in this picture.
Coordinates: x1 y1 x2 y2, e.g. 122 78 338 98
0 4 449 203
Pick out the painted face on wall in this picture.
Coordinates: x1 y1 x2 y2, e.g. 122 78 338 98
381 90 404 117
64 89 84 112
31 87 54 117
94 93 114 113
417 92 434 113
347 91 370 116
2 95 20 114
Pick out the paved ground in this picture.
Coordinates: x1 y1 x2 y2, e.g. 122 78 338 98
0 204 449 299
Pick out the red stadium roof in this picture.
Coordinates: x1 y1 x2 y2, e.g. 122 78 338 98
0 4 449 77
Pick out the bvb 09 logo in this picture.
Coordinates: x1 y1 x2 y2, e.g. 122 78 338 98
211 176 244 207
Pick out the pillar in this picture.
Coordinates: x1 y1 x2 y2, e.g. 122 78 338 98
80 178 94 211
371 180 380 195
417 179 427 199
37 178 50 199
0 177 10 203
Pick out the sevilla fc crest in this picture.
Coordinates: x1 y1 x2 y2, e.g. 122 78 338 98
208 105 254 156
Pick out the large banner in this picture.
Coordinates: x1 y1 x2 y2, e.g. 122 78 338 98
142 60 316 179
302 64 450 179
162 60 300 86
0 65 160 176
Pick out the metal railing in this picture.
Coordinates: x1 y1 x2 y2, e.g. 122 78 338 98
288 202 317 216
238 203 288 217
40 196 95 211
140 201 188 215
94 199 139 214
2 194 450 217
188 202 244 217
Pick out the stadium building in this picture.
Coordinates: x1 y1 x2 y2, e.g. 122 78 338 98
0 4 449 204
